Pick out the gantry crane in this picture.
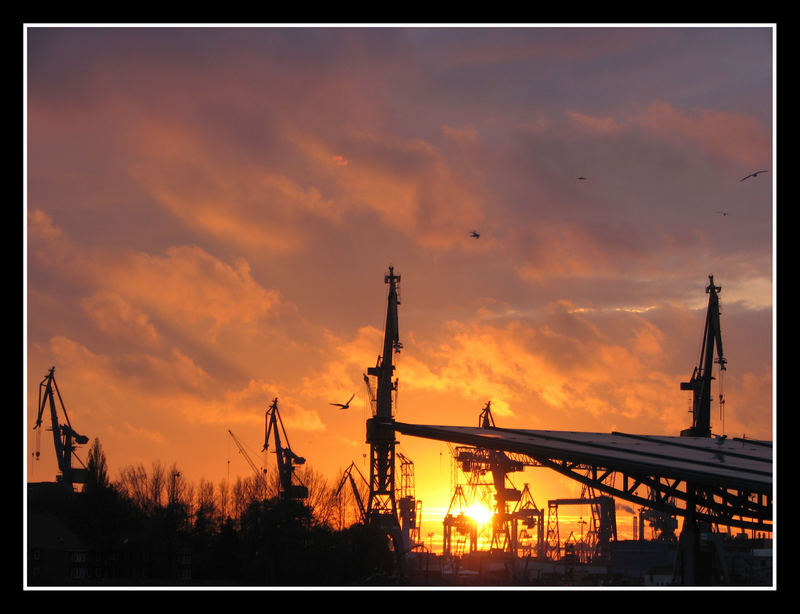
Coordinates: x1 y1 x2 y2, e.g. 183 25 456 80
511 484 545 559
443 484 477 557
544 494 617 563
32 367 89 491
681 274 726 438
452 402 526 553
263 397 308 500
397 451 422 550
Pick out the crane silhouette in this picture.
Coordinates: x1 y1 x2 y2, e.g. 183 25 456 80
330 393 355 409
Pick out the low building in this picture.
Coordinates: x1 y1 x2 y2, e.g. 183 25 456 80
27 512 89 586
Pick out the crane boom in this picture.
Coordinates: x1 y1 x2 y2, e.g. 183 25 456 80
335 462 368 523
228 429 269 489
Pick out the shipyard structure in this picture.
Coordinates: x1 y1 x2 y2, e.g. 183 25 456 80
27 269 772 587
357 269 772 586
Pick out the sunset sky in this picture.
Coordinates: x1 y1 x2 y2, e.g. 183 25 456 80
25 25 774 543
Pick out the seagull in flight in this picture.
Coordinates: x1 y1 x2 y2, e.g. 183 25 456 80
740 170 769 181
469 231 480 239
577 176 587 181
330 393 355 410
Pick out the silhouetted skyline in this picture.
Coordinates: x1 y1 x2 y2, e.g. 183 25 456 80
26 24 774 535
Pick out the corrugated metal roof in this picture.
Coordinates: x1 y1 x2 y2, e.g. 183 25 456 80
392 422 772 494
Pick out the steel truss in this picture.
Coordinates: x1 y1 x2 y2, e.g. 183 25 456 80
392 422 772 535
516 454 771 533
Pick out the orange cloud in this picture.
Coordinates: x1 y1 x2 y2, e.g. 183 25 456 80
440 124 479 145
635 100 771 167
566 101 771 169
27 209 77 272
389 313 696 436
289 127 489 250
302 326 383 402
29 209 282 337
81 291 161 348
567 110 623 135
116 422 167 446
104 246 279 332
515 223 624 283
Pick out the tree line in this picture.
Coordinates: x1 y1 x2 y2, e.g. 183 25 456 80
28 438 394 586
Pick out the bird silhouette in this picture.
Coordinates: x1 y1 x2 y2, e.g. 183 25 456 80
469 231 480 239
715 210 732 216
577 176 587 181
740 170 769 181
330 393 355 409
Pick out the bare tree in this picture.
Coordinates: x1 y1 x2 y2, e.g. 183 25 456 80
296 465 338 528
231 476 251 520
167 463 185 508
149 461 167 511
115 463 149 511
217 478 230 523
183 480 195 521
195 478 216 532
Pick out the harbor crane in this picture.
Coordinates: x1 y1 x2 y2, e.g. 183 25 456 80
365 266 404 550
263 398 308 500
33 367 89 491
443 484 477 556
335 461 368 525
676 274 733 585
681 274 726 438
454 401 526 553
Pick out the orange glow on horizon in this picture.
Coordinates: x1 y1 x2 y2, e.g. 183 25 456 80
25 26 773 562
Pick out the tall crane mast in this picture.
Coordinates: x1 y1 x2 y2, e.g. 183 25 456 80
263 398 308 500
680 275 726 438
365 266 404 550
32 366 89 491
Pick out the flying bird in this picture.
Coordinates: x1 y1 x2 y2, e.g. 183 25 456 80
577 176 587 181
330 393 355 410
715 210 732 216
469 231 480 239
740 170 769 181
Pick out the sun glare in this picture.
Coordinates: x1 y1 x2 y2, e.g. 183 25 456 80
465 503 494 525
